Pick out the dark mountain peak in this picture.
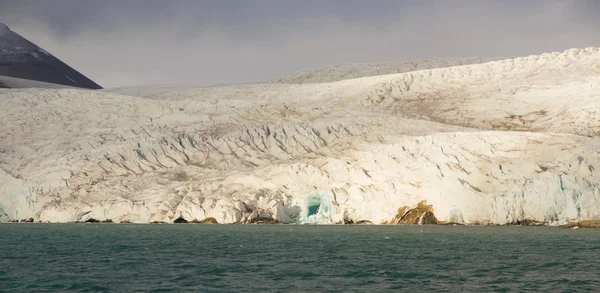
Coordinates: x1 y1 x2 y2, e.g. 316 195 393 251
0 23 102 89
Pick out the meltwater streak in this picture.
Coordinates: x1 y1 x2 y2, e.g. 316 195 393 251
1 225 599 292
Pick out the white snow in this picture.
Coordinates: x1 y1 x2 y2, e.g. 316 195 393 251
268 57 503 84
0 75 75 89
1 47 600 225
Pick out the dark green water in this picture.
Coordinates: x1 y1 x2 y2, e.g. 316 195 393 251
1 224 599 292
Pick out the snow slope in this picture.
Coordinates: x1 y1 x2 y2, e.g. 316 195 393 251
2 47 600 225
268 57 503 84
0 75 75 89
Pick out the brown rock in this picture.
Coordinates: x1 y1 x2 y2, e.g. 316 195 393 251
355 220 373 225
408 211 437 225
559 220 600 229
578 220 600 228
576 220 600 228
253 219 278 224
514 219 545 226
173 217 188 224
246 216 277 224
335 219 373 225
193 217 218 224
390 201 438 225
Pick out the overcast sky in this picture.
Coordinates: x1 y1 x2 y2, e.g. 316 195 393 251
1 0 599 88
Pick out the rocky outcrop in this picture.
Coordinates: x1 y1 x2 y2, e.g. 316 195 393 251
249 218 278 224
190 217 218 224
389 201 438 225
242 213 278 224
173 217 188 224
512 219 545 226
337 219 373 225
559 220 600 229
355 220 374 225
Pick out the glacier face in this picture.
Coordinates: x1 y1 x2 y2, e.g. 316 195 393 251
1 47 600 224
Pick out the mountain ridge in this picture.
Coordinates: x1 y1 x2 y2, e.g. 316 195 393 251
0 23 102 89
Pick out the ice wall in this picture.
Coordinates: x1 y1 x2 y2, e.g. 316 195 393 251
1 47 600 224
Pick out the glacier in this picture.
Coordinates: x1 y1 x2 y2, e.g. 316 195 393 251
1 47 600 225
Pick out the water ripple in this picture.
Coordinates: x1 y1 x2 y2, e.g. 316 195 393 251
1 224 600 292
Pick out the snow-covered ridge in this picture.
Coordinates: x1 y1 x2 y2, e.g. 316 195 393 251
268 57 504 84
1 47 600 225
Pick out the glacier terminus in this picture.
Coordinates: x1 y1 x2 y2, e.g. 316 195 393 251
2 46 600 226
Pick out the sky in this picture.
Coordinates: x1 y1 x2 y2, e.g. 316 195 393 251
0 0 599 88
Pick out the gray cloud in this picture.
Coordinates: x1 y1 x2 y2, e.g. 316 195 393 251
1 0 599 88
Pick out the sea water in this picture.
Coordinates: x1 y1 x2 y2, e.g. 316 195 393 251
1 224 599 292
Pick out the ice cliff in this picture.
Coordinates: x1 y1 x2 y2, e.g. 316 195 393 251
2 47 600 225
